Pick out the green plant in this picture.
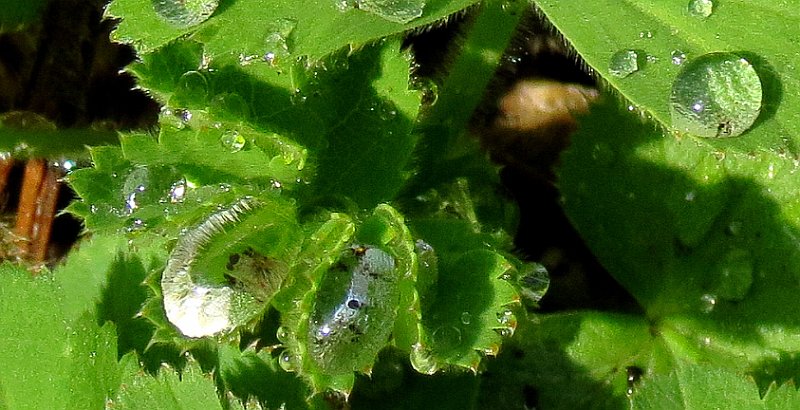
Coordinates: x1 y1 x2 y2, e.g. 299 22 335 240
1 0 799 408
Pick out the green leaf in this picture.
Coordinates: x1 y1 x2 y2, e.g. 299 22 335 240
633 362 800 409
0 265 119 409
535 0 794 151
113 353 231 409
106 0 480 61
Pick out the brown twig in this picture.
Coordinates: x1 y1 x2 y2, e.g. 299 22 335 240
30 164 59 262
14 159 45 259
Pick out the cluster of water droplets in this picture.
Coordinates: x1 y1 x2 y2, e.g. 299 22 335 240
604 1 765 138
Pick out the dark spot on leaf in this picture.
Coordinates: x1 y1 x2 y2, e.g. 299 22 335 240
347 299 362 309
626 366 644 395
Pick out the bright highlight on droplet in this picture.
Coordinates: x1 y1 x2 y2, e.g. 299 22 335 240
152 0 218 28
608 49 640 78
687 0 714 19
669 52 763 138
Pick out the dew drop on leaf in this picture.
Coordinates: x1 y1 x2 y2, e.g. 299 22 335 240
177 71 209 102
670 49 687 65
410 343 438 375
122 166 149 214
670 52 762 138
168 178 187 203
152 0 218 28
608 49 640 78
687 0 714 19
308 245 399 374
278 350 297 372
340 0 425 24
263 18 297 65
220 130 246 153
699 293 717 313
432 326 462 350
460 311 471 325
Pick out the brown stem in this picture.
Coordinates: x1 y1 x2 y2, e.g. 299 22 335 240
30 164 59 262
14 159 46 258
0 156 13 202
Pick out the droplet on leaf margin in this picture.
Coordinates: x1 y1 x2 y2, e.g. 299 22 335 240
687 0 714 19
152 0 218 28
608 49 640 78
338 0 425 24
670 52 762 138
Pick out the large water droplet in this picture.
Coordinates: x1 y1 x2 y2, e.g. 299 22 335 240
432 325 462 350
152 0 218 28
123 166 151 214
517 264 550 306
670 52 763 138
340 0 425 24
687 0 714 19
263 18 297 65
608 49 641 78
278 350 297 372
220 130 246 153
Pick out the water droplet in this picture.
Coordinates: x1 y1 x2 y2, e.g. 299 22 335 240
126 218 147 233
343 0 425 24
263 18 297 65
670 52 762 138
687 0 714 19
123 167 150 214
220 130 246 153
460 312 471 325
671 50 687 65
278 350 297 372
713 248 753 301
177 71 209 102
169 178 187 203
432 326 462 350
496 308 514 326
608 49 640 78
521 266 550 301
210 93 249 120
638 30 654 39
494 327 513 337
410 343 438 375
153 0 218 28
276 326 290 343
700 293 717 313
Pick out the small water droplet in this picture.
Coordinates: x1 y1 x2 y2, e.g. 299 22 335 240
276 326 289 343
342 0 425 23
460 312 471 325
608 49 640 78
432 326 462 350
700 293 717 313
153 0 218 28
126 218 147 233
263 18 297 66
638 30 654 39
278 350 297 372
496 308 514 326
122 167 150 214
494 327 513 337
670 50 687 65
220 130 246 153
410 343 438 375
670 52 763 138
687 0 714 19
169 178 187 203
177 71 209 102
